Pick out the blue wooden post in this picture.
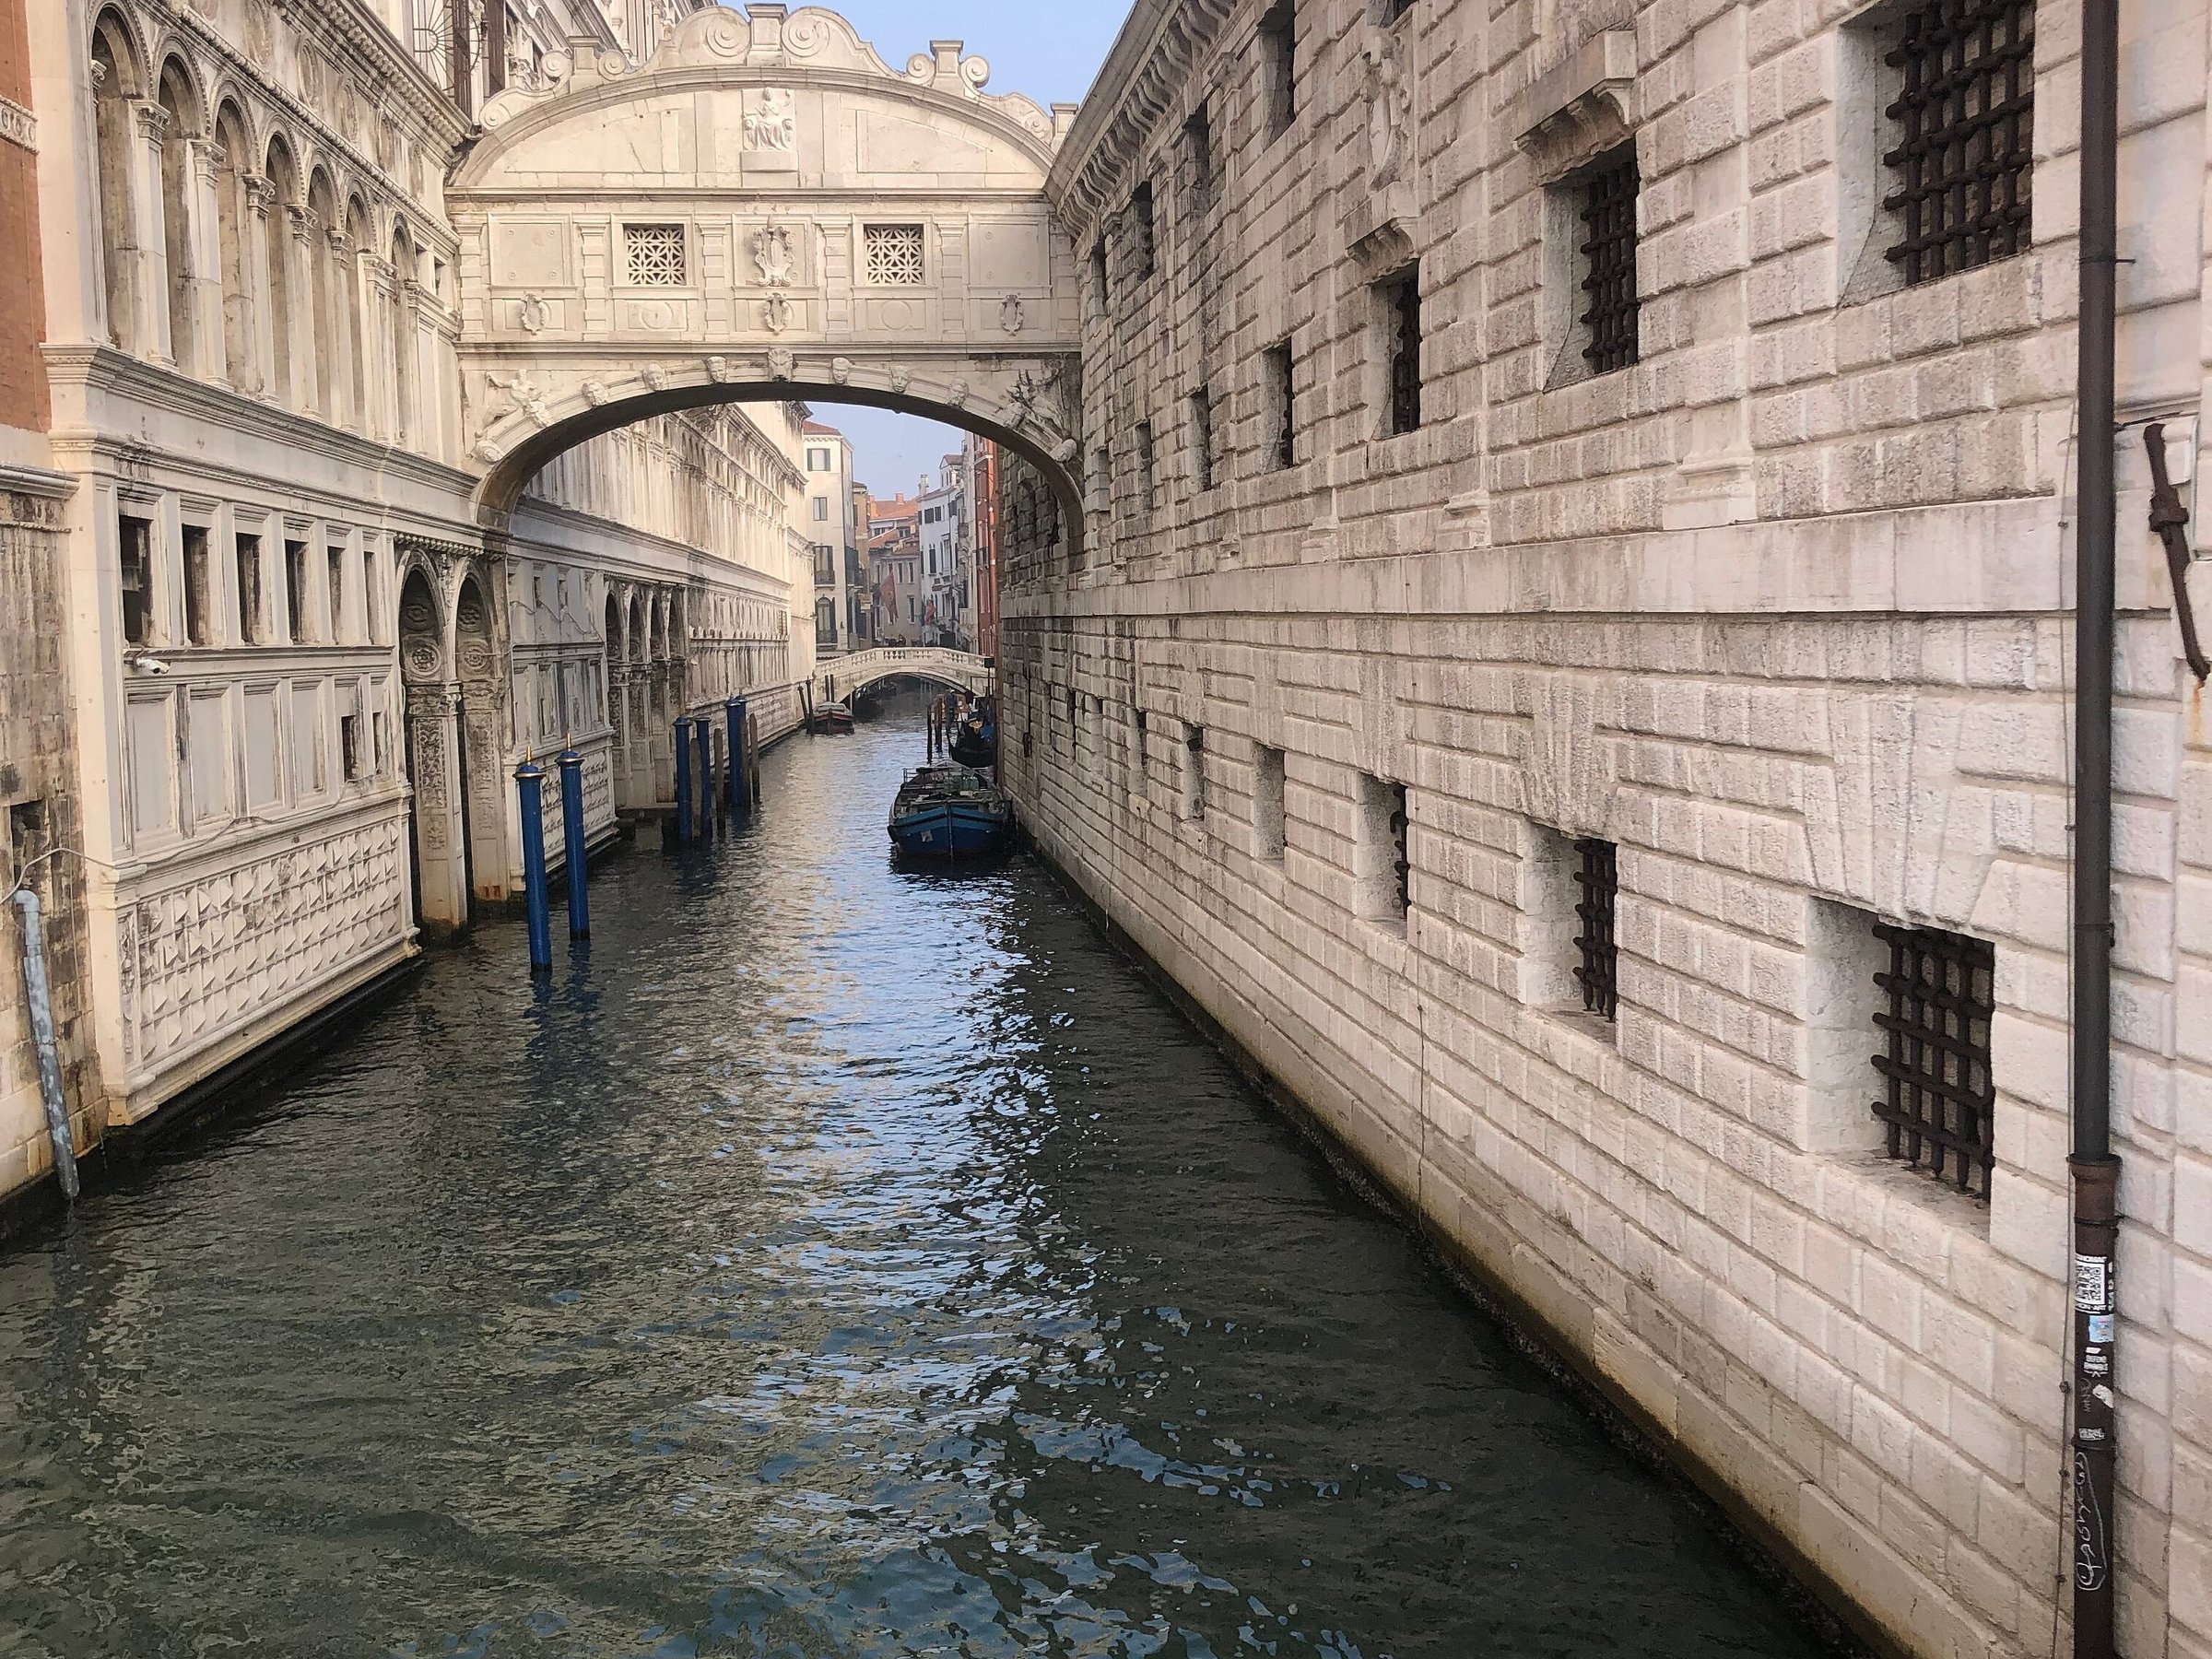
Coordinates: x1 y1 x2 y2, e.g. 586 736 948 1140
698 724 716 840
557 747 589 938
724 697 749 819
514 759 553 973
673 717 694 845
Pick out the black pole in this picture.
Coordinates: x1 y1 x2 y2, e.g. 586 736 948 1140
2070 0 2120 1647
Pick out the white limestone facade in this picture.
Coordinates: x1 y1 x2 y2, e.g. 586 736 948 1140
12 0 811 1188
997 1 2212 1656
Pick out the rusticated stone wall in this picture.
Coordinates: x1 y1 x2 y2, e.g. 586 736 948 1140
1002 0 2212 1655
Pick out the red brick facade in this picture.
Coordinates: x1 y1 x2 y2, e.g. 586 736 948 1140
0 0 48 436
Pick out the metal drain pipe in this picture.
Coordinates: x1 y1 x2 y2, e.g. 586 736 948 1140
2069 0 2121 1645
11 889 79 1203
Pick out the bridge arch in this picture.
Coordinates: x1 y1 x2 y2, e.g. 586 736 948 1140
449 5 1088 542
815 647 994 705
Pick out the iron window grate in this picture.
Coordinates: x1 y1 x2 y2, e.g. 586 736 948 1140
1571 838 1618 1019
1267 342 1296 469
1882 0 2034 285
1871 923 1996 1198
1577 147 1641 375
1132 182 1157 277
1262 2 1297 137
1389 783 1411 914
1383 268 1422 434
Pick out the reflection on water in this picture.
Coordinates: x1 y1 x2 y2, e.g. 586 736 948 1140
0 710 1831 1659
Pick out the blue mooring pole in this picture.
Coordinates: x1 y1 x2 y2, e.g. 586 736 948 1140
725 697 749 819
514 759 553 973
557 747 589 938
673 717 694 846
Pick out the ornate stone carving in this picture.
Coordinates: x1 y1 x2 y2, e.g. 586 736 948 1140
1000 294 1026 335
582 378 610 406
288 205 321 244
705 354 732 383
486 369 552 426
744 88 796 150
767 347 794 381
750 222 795 286
946 380 971 409
641 365 667 392
762 291 793 334
1513 30 1637 184
888 365 912 394
830 357 853 385
518 293 547 334
134 101 171 147
1363 20 1412 187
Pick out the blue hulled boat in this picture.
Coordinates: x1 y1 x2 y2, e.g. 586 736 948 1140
888 763 1014 860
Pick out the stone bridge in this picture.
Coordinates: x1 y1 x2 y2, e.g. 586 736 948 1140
814 646 994 703
449 6 1087 537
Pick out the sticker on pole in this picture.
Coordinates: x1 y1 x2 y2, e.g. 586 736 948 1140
2074 1253 2112 1313
2088 1312 2115 1344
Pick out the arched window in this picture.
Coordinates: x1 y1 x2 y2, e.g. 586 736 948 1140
212 102 255 389
305 171 337 420
155 60 198 372
263 138 299 405
344 199 371 429
89 14 139 352
387 225 416 445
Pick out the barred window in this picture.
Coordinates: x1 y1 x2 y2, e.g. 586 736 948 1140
1090 239 1109 317
1571 838 1618 1019
624 223 688 287
1265 341 1296 470
1872 923 1995 1197
1132 182 1157 278
864 224 926 286
1191 389 1216 491
1882 0 2034 285
1577 147 1640 375
1357 774 1410 922
1136 421 1158 515
1186 105 1214 211
1388 782 1410 915
1261 1 1296 138
1381 266 1421 435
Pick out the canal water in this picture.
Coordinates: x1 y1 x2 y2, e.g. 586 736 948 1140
0 709 1836 1659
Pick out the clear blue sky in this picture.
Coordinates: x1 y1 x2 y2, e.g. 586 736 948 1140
757 2 1128 493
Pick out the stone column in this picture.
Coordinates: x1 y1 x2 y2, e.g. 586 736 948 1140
324 226 357 430
406 684 470 938
401 279 429 456
241 173 276 397
286 204 320 415
183 137 228 382
362 254 396 440
129 100 171 363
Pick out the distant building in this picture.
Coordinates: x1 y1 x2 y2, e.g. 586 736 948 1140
918 457 969 650
802 422 859 657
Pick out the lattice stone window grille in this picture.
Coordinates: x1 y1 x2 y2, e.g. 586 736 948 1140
1882 0 2035 285
864 224 926 286
1571 837 1618 1019
1872 922 1996 1197
1382 266 1422 435
624 223 688 287
1577 147 1640 375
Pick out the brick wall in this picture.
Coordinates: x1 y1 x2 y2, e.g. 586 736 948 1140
1006 0 2212 1655
0 0 48 435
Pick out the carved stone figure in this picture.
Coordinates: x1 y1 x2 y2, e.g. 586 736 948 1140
751 223 794 287
518 293 547 335
582 379 610 406
762 292 792 334
830 357 853 385
767 347 795 381
706 355 732 382
946 380 971 409
888 365 912 394
1364 25 1412 185
745 88 796 151
641 365 667 392
486 369 551 425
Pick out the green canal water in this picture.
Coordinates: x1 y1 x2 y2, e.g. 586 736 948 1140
0 709 1839 1658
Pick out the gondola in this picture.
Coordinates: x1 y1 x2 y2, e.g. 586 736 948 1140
817 700 855 734
888 762 1014 860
